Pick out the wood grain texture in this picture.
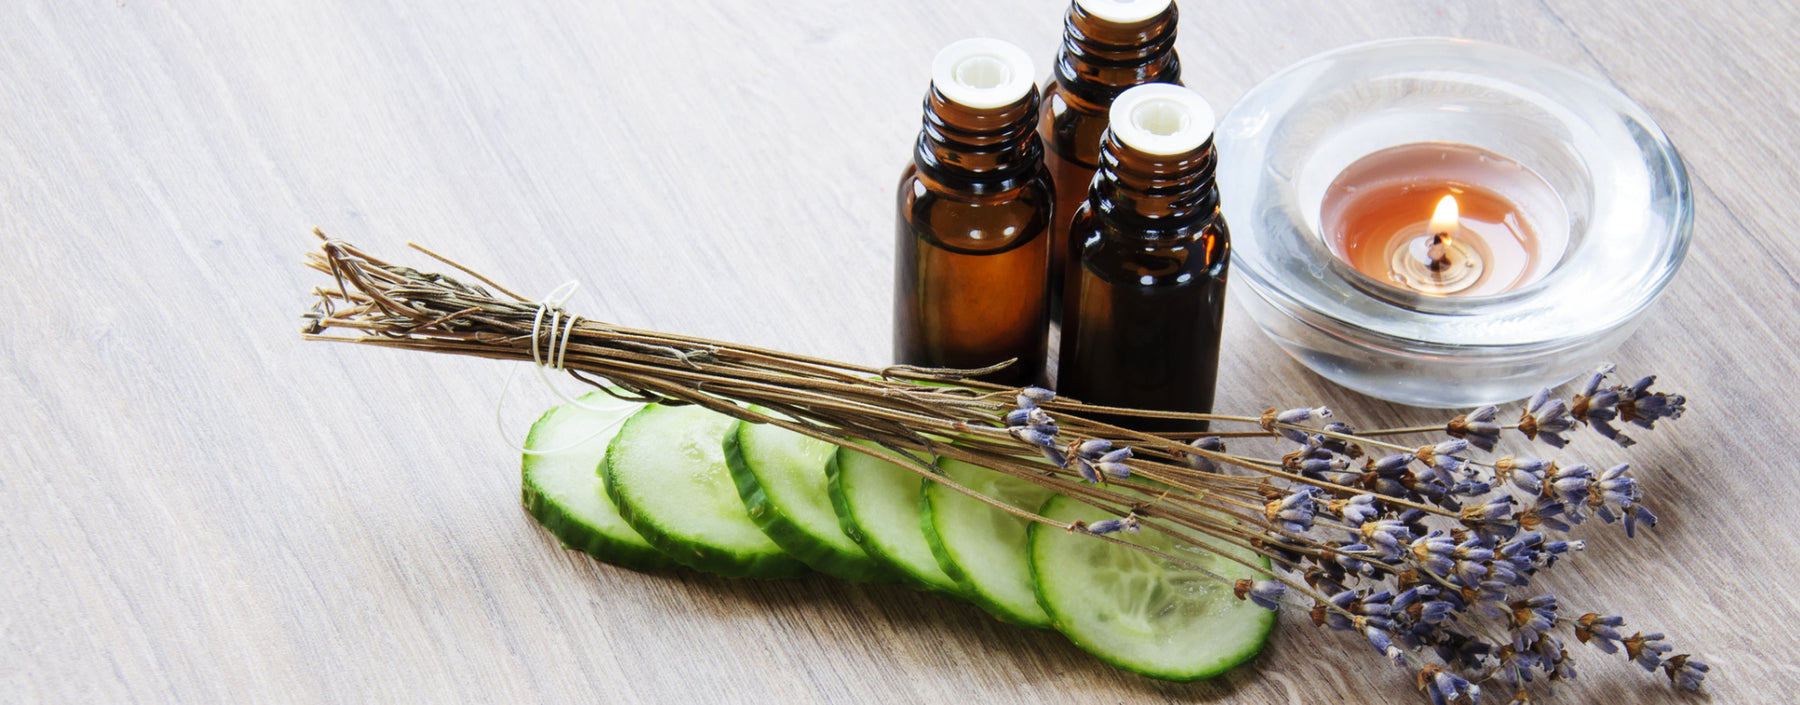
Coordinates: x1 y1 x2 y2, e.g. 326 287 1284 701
3 1 1797 702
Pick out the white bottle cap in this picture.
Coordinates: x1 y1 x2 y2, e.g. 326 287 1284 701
1074 0 1174 25
930 38 1036 110
1107 83 1215 156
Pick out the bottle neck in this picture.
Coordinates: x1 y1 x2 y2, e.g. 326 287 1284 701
914 86 1044 194
1053 2 1181 109
1090 130 1219 237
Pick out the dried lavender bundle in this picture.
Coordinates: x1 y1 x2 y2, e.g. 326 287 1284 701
301 233 1707 702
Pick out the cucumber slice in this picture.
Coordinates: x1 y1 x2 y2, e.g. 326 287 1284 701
825 442 961 595
724 415 897 582
603 404 809 579
520 393 677 572
1029 495 1275 681
923 458 1056 628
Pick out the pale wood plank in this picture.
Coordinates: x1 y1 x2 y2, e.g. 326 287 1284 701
2 0 1794 702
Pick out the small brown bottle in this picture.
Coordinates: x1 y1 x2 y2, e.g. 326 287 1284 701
1058 84 1226 432
1039 0 1182 343
893 38 1053 386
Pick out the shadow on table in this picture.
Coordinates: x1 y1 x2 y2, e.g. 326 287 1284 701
539 525 1273 701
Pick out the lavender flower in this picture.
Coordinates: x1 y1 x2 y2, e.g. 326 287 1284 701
1411 479 1458 512
1319 420 1358 455
1421 666 1480 705
1462 495 1517 537
1005 406 1061 457
1184 435 1224 473
1417 439 1469 487
1509 595 1559 649
1336 494 1380 526
1496 457 1551 495
1068 441 1134 481
1234 579 1285 610
1397 508 1432 540
1523 499 1573 533
1542 635 1577 683
1456 538 1495 565
1355 589 1396 618
1619 375 1686 429
1009 426 1057 450
1450 480 1492 497
1447 405 1502 451
1359 519 1412 559
1543 539 1583 557
1266 487 1318 532
1594 463 1640 509
1621 504 1657 538
1548 463 1594 506
1663 654 1709 691
1573 367 1618 419
1300 455 1351 479
1085 514 1139 535
1433 438 1470 459
1362 621 1405 663
1570 366 1636 446
1451 556 1488 585
1434 632 1494 673
1416 600 1456 625
1071 457 1100 484
1519 388 1576 448
1317 466 1364 487
1411 533 1457 575
1624 632 1674 671
1265 405 1331 443
1366 453 1417 500
1077 439 1113 457
1391 585 1434 610
1575 613 1627 654
1370 453 1413 476
1329 543 1375 576
1278 405 1331 424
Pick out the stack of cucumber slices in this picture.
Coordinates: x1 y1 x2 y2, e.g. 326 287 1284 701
521 393 1275 681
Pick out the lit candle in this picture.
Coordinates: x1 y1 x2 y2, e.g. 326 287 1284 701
1215 37 1692 407
1320 142 1570 298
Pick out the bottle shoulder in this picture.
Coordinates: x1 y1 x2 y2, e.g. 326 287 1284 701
1070 207 1229 286
899 164 1054 206
1039 82 1112 167
900 168 1054 255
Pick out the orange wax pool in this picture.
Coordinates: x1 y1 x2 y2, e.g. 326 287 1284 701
1321 143 1567 297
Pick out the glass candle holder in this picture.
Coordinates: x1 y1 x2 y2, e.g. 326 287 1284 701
1217 37 1691 408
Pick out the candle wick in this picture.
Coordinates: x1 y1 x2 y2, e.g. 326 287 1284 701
1426 232 1454 273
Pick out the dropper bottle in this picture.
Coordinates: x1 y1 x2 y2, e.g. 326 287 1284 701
1057 84 1226 432
1039 0 1182 354
893 38 1053 386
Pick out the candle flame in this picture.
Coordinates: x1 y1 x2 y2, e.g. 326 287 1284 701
1430 194 1461 241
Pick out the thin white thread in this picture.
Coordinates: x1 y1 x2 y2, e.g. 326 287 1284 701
496 280 638 455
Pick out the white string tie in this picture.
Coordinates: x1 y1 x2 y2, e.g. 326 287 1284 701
498 281 637 455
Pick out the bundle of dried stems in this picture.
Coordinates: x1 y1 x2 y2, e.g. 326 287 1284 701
301 231 1706 702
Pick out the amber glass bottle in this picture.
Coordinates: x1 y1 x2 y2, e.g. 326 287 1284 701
1058 84 1226 433
894 38 1053 386
1040 0 1181 341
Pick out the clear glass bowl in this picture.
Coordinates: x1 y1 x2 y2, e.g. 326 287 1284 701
1217 37 1691 408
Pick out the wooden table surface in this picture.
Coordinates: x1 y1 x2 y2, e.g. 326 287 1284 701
5 1 1797 702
